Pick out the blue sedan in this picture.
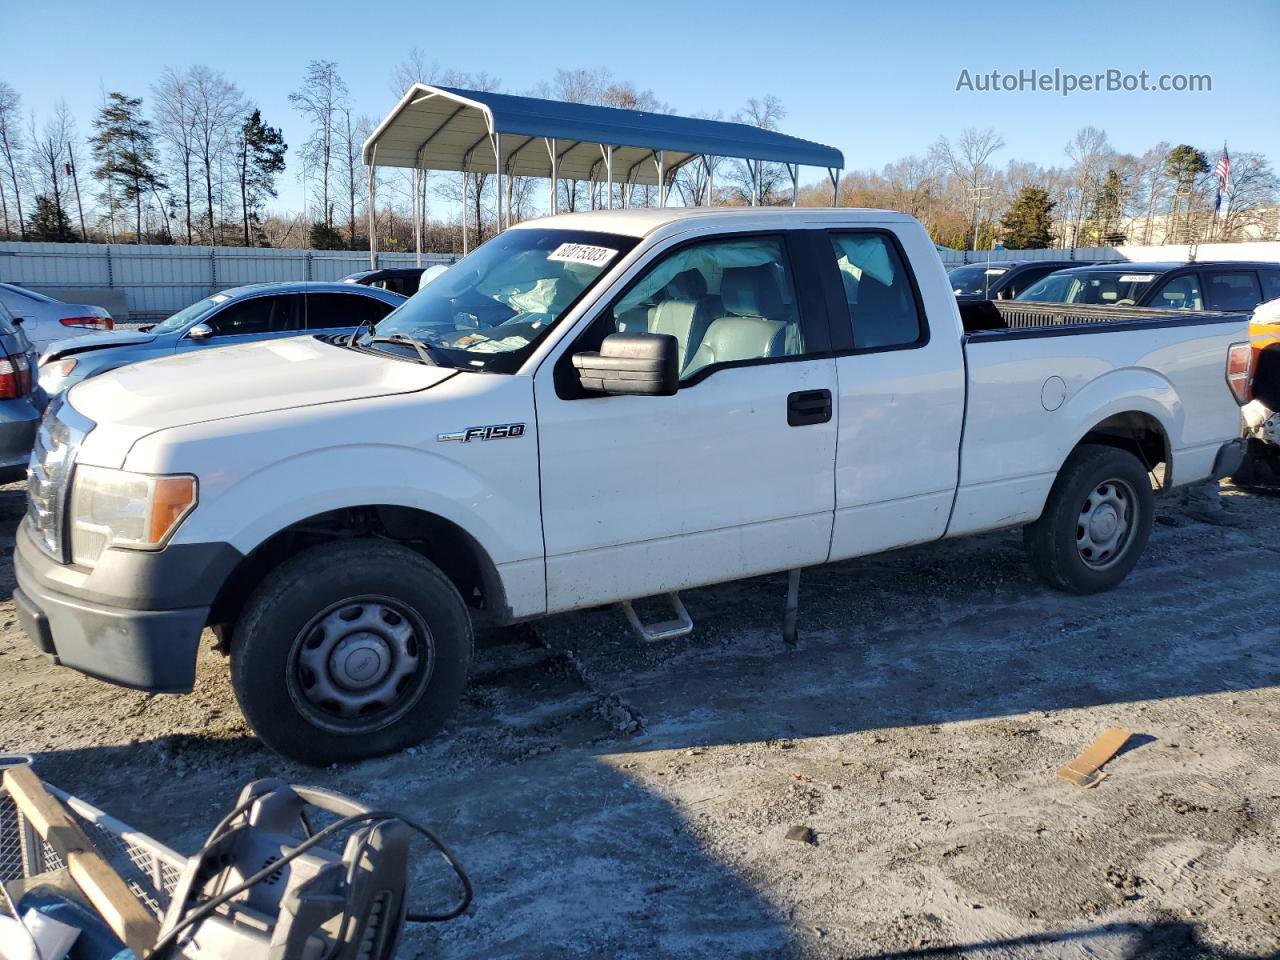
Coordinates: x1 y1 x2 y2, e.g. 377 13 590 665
39 281 406 395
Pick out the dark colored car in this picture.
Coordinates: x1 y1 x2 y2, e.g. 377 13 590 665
1016 261 1280 312
0 299 46 483
948 260 1086 302
342 267 432 297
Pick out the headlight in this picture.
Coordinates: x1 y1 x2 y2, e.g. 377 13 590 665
69 465 197 567
42 358 77 380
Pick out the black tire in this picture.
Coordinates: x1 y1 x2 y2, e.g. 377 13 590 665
1023 443 1154 595
230 540 473 765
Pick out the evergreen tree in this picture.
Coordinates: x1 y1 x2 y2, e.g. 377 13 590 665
91 92 165 241
1087 169 1127 243
308 220 344 250
237 109 286 246
1165 145 1209 240
26 194 77 241
999 187 1055 249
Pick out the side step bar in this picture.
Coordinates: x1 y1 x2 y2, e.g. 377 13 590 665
619 593 693 643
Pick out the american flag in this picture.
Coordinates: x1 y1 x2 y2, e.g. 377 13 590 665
1214 145 1231 212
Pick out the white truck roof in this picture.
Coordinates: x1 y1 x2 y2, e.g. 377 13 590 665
509 206 918 239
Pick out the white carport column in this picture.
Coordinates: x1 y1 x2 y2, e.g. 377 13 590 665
461 172 469 255
606 146 614 210
367 145 378 268
546 138 559 215
704 156 714 205
830 168 841 207
790 164 799 208
657 151 666 207
494 132 504 231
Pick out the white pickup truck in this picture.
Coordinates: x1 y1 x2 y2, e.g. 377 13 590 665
14 208 1252 763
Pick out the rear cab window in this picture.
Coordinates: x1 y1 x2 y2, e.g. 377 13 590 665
825 231 926 351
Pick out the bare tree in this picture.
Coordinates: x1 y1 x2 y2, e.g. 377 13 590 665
726 96 788 205
55 101 88 240
936 127 1005 248
290 60 347 240
388 50 443 249
189 66 246 243
1216 151 1278 240
0 81 25 238
1061 127 1111 247
153 66 199 242
30 109 70 235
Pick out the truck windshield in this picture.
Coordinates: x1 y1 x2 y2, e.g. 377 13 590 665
948 264 1008 297
1017 270 1160 306
363 228 638 373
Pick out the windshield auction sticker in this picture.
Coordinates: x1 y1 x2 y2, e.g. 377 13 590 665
547 243 617 266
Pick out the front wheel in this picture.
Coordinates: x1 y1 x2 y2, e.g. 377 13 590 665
1023 444 1154 594
230 540 473 764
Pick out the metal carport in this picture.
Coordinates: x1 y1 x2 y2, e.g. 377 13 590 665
362 84 845 262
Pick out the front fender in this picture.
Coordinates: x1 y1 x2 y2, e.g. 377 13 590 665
168 442 543 570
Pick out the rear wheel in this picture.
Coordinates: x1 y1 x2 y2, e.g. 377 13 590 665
1023 444 1154 594
230 540 473 764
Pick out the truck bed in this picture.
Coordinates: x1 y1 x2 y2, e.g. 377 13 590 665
947 301 1250 538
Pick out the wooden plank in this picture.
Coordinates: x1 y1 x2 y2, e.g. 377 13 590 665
3 765 158 957
1056 727 1132 788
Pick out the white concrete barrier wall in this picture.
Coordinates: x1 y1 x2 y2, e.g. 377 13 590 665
0 242 456 320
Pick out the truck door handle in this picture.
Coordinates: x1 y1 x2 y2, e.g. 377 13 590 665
787 389 832 427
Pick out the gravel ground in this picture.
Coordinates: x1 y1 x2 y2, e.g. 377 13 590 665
0 478 1277 959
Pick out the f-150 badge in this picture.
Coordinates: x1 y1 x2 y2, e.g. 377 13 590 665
437 423 527 443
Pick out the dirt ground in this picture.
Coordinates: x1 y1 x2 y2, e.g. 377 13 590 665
0 477 1277 959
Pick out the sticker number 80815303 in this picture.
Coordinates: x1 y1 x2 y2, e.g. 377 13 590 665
546 243 617 266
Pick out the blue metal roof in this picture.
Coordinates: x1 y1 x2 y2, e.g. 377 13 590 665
438 86 842 167
363 84 843 184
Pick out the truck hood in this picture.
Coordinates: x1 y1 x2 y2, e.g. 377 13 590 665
44 329 156 359
69 336 454 466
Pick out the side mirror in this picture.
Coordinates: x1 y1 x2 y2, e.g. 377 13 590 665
572 333 679 397
187 322 214 341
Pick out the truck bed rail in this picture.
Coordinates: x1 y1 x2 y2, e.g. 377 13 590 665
961 300 1248 337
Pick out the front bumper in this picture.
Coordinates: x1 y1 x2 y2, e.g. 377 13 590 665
12 522 242 692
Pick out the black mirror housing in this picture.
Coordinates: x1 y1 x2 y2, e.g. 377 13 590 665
573 332 679 397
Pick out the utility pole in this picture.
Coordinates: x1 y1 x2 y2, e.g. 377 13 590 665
967 184 993 251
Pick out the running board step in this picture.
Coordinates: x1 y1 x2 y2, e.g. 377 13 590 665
619 593 693 643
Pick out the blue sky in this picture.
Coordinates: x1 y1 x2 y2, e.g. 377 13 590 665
5 0 1277 213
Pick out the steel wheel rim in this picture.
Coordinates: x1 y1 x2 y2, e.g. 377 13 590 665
286 595 434 734
1076 477 1136 570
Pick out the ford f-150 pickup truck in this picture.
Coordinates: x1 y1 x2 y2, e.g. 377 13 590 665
12 208 1253 763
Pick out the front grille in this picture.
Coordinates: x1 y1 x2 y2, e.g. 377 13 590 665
26 399 90 561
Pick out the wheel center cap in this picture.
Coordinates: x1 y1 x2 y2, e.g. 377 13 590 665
1090 505 1119 540
330 632 390 689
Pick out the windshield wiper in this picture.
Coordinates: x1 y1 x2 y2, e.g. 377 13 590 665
349 311 379 346
368 334 453 368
